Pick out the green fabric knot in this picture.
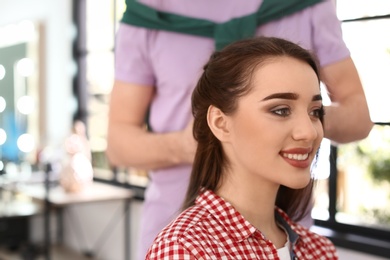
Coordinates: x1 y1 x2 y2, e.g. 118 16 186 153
122 0 324 50
215 14 257 50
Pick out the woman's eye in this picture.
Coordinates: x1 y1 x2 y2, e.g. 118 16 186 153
272 108 291 117
310 107 325 119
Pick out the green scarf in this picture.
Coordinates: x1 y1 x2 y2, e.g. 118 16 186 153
121 0 323 50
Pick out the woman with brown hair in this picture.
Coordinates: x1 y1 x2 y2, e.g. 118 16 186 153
146 36 337 259
146 37 337 259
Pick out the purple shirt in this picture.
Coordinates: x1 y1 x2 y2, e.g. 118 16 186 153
114 1 349 258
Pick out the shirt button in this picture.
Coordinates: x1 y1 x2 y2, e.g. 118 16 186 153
293 257 298 260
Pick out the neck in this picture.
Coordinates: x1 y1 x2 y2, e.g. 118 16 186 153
216 175 279 231
217 181 287 247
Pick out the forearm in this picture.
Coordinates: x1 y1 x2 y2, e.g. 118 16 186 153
324 94 373 144
106 123 194 171
321 57 374 144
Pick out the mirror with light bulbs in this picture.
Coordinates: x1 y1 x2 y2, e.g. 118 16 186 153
0 20 43 176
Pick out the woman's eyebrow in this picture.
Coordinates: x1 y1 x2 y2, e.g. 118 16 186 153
261 92 323 101
262 92 298 101
312 94 322 101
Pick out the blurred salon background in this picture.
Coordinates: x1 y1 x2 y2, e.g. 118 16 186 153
0 0 390 259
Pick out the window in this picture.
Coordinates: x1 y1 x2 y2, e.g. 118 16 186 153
312 1 390 257
85 0 122 180
74 0 148 196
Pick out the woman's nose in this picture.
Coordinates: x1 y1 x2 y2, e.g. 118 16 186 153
292 114 321 141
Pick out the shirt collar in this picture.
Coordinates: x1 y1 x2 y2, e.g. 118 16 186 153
196 189 257 242
196 189 308 246
275 207 312 247
275 208 300 245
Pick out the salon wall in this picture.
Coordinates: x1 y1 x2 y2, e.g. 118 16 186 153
0 2 142 259
0 0 74 147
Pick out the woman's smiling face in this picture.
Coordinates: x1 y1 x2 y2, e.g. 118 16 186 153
223 56 324 189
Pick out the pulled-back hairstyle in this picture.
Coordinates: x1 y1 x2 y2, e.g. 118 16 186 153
183 36 323 221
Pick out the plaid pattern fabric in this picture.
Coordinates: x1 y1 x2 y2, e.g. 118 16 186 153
146 190 338 259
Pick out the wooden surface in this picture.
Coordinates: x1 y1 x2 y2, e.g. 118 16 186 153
13 181 134 206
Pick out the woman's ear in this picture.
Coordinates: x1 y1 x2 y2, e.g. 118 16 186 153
207 105 230 142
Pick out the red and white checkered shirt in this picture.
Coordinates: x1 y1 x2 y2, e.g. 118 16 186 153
145 189 338 260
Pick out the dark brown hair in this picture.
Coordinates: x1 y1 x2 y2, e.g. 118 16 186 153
184 36 323 221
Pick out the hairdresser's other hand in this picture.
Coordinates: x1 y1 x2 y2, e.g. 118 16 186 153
107 81 197 170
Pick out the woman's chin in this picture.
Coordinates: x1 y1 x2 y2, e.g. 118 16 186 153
286 177 312 189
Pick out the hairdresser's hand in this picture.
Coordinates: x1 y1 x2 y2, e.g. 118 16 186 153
180 119 197 164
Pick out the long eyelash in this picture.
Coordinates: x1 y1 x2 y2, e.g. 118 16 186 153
319 105 325 117
315 105 325 119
